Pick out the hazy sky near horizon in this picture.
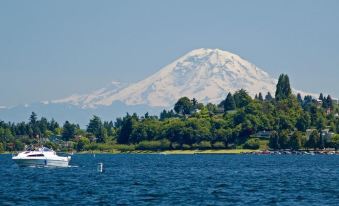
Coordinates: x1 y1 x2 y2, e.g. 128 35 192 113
1 0 339 106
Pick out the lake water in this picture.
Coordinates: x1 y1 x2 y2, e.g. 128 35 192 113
1 154 338 205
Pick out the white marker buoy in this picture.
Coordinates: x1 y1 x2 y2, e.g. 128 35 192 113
97 163 103 173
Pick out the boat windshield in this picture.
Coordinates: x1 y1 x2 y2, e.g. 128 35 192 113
42 147 52 152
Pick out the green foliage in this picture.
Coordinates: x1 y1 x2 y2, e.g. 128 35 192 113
224 92 236 111
275 74 292 101
265 92 273 101
269 131 280 149
289 131 305 150
0 142 4 153
136 139 171 151
330 134 339 150
117 114 136 144
76 137 90 151
243 138 260 150
296 113 311 132
174 97 193 115
192 141 212 150
212 141 226 149
1 73 339 152
306 130 320 150
233 89 252 108
112 144 136 152
62 121 76 141
87 116 107 143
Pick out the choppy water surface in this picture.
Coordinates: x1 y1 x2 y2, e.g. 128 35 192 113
1 154 338 205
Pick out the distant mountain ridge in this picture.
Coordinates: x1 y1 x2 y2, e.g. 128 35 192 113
54 48 279 108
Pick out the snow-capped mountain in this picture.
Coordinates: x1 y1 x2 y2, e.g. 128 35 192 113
55 48 278 108
52 81 126 108
0 48 317 126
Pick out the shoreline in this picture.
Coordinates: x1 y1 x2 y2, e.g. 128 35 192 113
0 149 258 155
2 149 338 155
73 149 259 155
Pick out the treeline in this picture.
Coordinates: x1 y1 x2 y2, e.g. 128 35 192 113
1 74 339 152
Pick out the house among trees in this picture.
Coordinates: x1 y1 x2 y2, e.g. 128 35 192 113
306 128 334 142
321 129 335 142
306 129 317 141
315 99 323 107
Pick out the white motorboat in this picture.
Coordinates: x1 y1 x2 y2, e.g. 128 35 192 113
12 146 71 167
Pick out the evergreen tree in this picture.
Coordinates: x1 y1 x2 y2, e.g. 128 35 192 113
224 92 236 111
265 92 273 101
275 74 292 101
192 98 198 108
62 121 76 141
87 116 106 142
117 115 134 144
326 95 333 109
29 112 37 125
297 93 303 105
28 112 41 138
319 93 324 101
206 103 218 114
296 113 311 132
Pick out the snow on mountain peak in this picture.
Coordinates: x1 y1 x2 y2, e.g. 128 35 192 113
55 48 279 108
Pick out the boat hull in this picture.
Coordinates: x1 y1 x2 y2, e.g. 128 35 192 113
13 157 70 167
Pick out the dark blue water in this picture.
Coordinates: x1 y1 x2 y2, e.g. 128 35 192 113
1 154 338 205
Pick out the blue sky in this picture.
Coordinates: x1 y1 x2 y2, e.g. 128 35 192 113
1 0 339 106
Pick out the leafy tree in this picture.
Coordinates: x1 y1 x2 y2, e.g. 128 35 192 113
233 89 252 108
243 138 260 149
269 131 280 149
306 130 319 150
174 97 193 115
290 131 303 150
278 130 290 149
316 115 326 130
275 74 292 101
330 134 339 150
224 92 236 111
76 137 90 151
0 142 4 153
160 110 177 120
296 113 311 132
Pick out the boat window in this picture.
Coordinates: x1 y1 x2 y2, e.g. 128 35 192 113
27 154 45 157
42 147 52 152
